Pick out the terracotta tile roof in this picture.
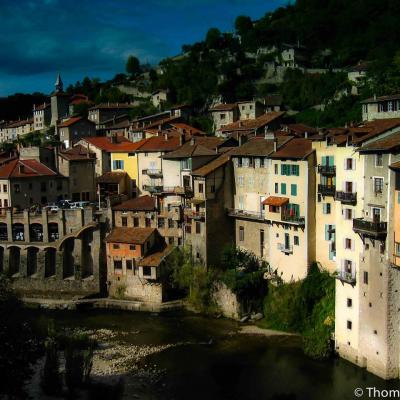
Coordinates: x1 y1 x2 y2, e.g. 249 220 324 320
162 137 225 159
169 123 206 135
58 116 93 128
0 159 57 179
351 119 400 144
138 245 174 267
281 123 318 135
209 103 237 111
112 195 156 211
97 171 127 184
347 61 369 73
81 136 144 152
229 136 292 156
359 131 400 152
89 103 134 110
220 112 285 133
106 227 156 244
361 94 400 104
263 196 289 207
6 119 33 128
389 161 400 170
192 150 234 177
134 135 183 152
34 103 50 111
59 145 95 161
269 138 313 160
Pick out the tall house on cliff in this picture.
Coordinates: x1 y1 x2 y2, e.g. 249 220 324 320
50 74 69 127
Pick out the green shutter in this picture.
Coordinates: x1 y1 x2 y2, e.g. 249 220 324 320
321 156 326 166
281 183 286 194
281 164 285 175
294 165 299 176
291 184 297 196
325 225 329 241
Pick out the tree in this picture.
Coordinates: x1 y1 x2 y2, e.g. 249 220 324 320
205 28 221 49
235 15 253 36
126 55 141 78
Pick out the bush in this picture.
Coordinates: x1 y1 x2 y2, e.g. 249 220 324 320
40 338 62 395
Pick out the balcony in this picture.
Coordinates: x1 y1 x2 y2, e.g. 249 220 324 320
336 270 356 285
142 169 163 178
157 186 193 197
143 184 163 194
353 218 387 239
281 214 305 226
318 184 336 197
227 208 265 221
184 209 205 220
277 243 293 254
335 191 357 205
318 165 336 175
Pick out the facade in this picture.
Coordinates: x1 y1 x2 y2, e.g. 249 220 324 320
50 74 70 126
33 103 51 131
88 103 133 127
209 103 238 132
0 159 69 209
58 117 96 148
361 95 400 122
237 101 265 120
58 145 96 202
151 90 169 108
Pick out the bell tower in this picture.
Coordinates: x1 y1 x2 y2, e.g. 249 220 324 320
51 73 69 126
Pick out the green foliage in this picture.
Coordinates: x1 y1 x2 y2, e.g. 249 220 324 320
127 101 158 119
0 275 39 398
205 28 221 49
262 264 335 359
235 15 253 36
126 55 141 77
189 115 214 134
114 284 127 300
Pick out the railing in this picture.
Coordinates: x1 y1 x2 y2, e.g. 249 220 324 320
318 165 336 175
336 269 356 284
184 209 205 219
277 243 293 254
142 169 163 177
353 218 387 238
143 185 163 193
227 208 265 221
159 186 193 197
318 184 336 197
281 214 305 225
335 191 357 205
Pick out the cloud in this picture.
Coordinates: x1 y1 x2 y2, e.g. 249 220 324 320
0 0 285 94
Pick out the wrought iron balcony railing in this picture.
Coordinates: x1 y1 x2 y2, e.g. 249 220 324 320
318 165 336 175
318 184 336 197
335 191 357 205
353 218 387 239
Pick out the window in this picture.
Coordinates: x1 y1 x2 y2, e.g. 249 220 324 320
129 245 136 251
375 154 383 167
126 260 133 270
374 177 383 194
113 244 120 249
281 183 286 195
196 221 201 234
238 176 244 187
3 185 6 193
113 160 124 170
145 218 151 227
158 218 165 228
363 271 369 285
143 266 152 277
168 219 174 228
4 199 8 207
274 183 279 194
113 260 122 271
40 182 47 192
274 164 278 174
121 217 127 227
198 183 204 193
347 320 352 330
294 236 299 246
347 298 352 307
14 184 20 193
325 224 335 241
133 217 139 227
323 203 331 214
220 114 226 120
345 238 352 250
345 158 354 170
291 184 297 196
239 226 244 241
344 209 353 220
210 185 215 193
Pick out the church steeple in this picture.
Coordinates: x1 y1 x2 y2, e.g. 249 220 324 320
55 73 63 93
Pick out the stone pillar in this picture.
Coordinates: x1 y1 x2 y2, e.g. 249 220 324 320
58 210 65 239
6 210 12 242
42 210 49 242
19 248 28 278
55 249 63 280
3 247 9 275
37 249 46 279
23 210 30 242
73 238 82 280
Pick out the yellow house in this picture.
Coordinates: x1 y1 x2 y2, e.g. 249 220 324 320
110 150 140 198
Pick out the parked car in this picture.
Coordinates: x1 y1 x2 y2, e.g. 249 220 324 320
70 201 91 209
57 199 73 209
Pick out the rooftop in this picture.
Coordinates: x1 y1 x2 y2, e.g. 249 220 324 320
361 94 400 104
58 116 94 128
106 227 156 245
97 171 127 184
89 103 134 110
270 138 313 160
81 136 144 153
59 145 95 161
209 103 237 112
229 136 291 157
220 112 285 133
138 245 174 267
112 195 156 212
0 159 57 179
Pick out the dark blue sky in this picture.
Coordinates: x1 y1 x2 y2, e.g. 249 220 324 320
0 0 286 96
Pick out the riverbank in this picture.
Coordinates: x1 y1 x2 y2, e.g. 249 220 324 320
239 325 300 337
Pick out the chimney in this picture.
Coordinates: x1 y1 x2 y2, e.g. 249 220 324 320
164 133 168 141
273 138 278 152
304 131 308 139
110 135 117 144
19 164 24 174
179 133 186 146
190 137 195 146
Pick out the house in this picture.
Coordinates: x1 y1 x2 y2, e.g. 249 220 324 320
263 94 283 112
347 61 369 95
68 94 93 116
57 145 96 202
361 95 400 122
88 103 134 127
209 103 238 132
0 159 68 209
106 227 173 302
237 101 265 121
57 116 96 148
151 89 169 108
33 103 51 131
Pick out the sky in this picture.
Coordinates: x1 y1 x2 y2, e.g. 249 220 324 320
0 0 286 96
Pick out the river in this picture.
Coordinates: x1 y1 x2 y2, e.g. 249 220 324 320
29 309 400 400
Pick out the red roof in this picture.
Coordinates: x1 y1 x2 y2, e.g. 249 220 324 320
0 159 57 179
58 116 90 127
81 136 144 153
263 196 289 207
135 135 184 152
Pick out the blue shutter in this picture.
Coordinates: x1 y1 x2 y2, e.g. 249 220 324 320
112 160 117 170
291 184 297 196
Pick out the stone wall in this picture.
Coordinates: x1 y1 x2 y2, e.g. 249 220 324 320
212 282 241 320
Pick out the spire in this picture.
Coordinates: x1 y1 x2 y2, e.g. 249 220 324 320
55 73 63 93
